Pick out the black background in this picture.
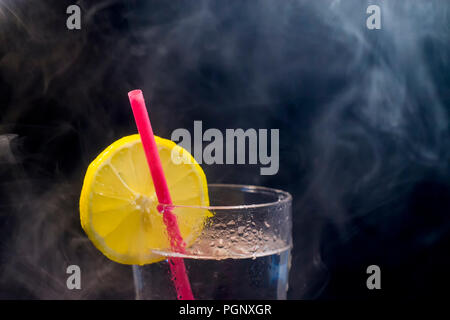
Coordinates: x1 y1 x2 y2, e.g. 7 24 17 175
0 0 449 299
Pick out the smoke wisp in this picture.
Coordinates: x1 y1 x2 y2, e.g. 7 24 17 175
0 0 449 299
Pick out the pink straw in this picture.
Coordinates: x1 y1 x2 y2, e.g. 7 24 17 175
128 89 194 300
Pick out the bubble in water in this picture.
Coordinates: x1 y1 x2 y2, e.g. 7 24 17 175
215 223 226 229
212 247 228 257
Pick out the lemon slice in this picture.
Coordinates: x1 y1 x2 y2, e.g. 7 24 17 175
79 134 210 265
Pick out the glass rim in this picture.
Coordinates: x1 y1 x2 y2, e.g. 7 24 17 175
159 183 292 211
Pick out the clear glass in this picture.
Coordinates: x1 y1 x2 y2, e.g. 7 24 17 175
132 184 292 300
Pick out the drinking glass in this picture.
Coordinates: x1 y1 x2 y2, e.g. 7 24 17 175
132 183 292 300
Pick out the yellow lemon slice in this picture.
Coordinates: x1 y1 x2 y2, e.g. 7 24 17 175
79 134 209 265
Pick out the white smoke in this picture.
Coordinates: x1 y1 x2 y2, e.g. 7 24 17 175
0 0 448 299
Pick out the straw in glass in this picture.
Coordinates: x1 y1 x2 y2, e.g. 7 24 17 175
128 89 194 300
